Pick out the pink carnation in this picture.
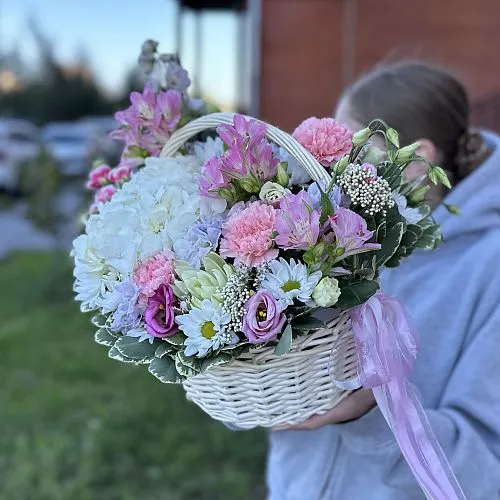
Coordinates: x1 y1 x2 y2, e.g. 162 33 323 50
220 202 278 266
94 185 117 204
293 117 352 166
134 251 176 300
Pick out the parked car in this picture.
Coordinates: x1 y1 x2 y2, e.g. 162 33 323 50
0 118 41 193
80 116 123 165
42 122 102 177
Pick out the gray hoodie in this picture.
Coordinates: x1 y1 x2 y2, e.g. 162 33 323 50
266 131 500 500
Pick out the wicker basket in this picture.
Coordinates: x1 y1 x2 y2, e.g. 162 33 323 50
161 113 359 429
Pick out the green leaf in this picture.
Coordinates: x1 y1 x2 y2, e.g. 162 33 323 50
319 189 335 225
94 328 118 347
175 352 203 378
148 356 183 384
291 315 327 331
108 346 136 364
385 253 403 268
91 314 109 328
114 336 158 363
274 324 293 356
375 220 387 243
444 203 461 215
163 332 186 346
200 351 235 372
386 128 400 148
376 221 405 267
401 226 421 248
415 235 435 249
155 342 175 358
336 280 379 309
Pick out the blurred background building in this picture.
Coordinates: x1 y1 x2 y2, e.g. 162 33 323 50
243 0 500 131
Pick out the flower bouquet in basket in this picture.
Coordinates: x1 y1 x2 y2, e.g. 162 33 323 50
74 41 465 499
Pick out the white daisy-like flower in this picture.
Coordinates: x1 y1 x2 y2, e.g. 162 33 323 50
126 326 156 345
393 192 423 224
176 300 232 357
260 258 322 309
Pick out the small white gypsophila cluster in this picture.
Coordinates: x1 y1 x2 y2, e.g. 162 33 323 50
220 266 253 333
337 164 394 216
219 265 267 334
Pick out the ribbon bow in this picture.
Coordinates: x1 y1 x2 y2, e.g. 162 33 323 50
344 293 466 500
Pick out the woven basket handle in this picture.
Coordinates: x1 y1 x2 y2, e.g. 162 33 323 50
160 112 332 184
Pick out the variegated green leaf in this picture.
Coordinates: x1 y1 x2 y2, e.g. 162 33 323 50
95 328 118 346
148 356 183 384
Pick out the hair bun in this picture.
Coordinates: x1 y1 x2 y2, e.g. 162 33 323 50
455 129 488 180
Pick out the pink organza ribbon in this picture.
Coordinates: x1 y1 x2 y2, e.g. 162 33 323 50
347 293 466 500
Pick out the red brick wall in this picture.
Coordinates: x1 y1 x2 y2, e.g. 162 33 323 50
258 0 500 131
259 0 344 132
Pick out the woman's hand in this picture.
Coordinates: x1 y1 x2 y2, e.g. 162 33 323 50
273 389 376 431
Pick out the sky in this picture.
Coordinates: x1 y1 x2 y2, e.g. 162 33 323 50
1 0 239 106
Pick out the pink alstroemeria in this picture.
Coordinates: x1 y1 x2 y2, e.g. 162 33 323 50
155 89 183 131
220 148 249 181
275 190 321 250
329 207 381 259
129 84 157 122
217 114 267 149
200 156 230 198
248 141 279 182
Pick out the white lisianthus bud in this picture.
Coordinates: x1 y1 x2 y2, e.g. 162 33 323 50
333 155 350 176
352 127 371 147
395 142 420 163
259 181 290 205
312 277 341 308
276 163 290 187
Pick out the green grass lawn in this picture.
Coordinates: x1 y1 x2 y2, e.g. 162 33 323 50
0 252 267 500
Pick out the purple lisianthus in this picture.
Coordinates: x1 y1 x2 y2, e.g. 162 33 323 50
174 217 223 269
110 280 142 332
242 290 286 344
329 207 381 259
275 190 321 250
144 284 178 338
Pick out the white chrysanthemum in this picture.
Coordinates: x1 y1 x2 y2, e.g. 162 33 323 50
393 192 423 224
194 137 224 165
73 154 203 313
176 300 233 357
260 258 322 309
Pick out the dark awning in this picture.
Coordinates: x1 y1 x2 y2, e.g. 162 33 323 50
179 0 246 10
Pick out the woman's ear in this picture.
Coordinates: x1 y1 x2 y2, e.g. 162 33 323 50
404 138 437 182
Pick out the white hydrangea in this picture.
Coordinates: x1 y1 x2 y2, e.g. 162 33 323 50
72 154 203 313
193 137 224 165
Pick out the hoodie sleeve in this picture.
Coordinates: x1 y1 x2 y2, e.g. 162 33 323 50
336 306 500 498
